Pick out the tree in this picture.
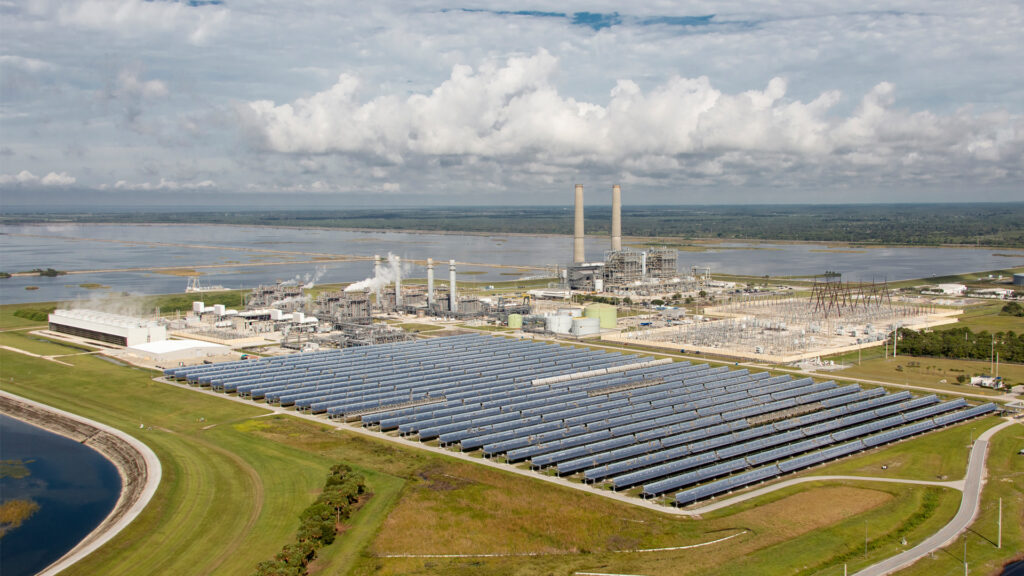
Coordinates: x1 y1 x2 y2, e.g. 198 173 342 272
1001 301 1023 317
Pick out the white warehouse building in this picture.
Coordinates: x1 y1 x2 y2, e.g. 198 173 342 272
48 309 166 347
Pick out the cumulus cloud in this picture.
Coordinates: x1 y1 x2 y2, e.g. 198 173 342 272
112 178 216 191
239 50 1024 188
0 55 57 73
55 0 228 44
0 170 76 186
117 69 168 99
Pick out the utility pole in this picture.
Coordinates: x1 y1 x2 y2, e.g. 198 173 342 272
864 520 868 558
998 498 1002 549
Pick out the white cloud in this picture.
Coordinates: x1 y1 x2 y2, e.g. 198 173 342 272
112 178 216 191
239 50 1024 189
0 55 57 73
40 171 77 186
0 170 76 186
3 2 1023 201
117 69 168 99
55 0 228 44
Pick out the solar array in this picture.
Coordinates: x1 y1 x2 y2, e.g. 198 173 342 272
166 333 996 506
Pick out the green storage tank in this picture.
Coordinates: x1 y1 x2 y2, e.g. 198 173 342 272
584 304 617 328
507 313 523 329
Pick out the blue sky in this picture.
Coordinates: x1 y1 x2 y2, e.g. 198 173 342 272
1 1 1022 205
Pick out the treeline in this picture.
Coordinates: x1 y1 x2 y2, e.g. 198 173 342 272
897 326 1024 364
6 203 1024 247
254 463 366 576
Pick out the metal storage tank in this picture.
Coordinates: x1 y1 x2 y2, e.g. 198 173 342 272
571 317 600 337
507 313 523 329
584 303 617 328
558 307 583 317
546 315 573 334
1014 273 1024 286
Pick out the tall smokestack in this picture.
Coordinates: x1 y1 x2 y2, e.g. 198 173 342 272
449 259 458 313
373 255 382 303
426 258 435 305
394 256 402 308
573 184 585 264
611 184 622 251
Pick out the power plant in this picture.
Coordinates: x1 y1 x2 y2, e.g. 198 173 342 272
566 183 680 292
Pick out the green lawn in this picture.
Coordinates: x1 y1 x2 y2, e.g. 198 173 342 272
0 330 96 356
395 323 444 333
833 354 1020 390
953 301 1024 333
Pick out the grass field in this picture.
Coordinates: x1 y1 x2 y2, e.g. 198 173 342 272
832 353 1022 390
0 330 97 356
953 301 1024 333
395 323 444 333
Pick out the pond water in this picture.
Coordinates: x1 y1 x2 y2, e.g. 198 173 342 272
0 414 121 576
1 223 1020 304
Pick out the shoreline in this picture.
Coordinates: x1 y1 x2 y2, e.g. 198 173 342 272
0 390 161 576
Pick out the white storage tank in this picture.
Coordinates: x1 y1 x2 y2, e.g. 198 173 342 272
192 301 204 314
213 304 226 316
570 317 600 337
558 308 583 318
546 315 573 334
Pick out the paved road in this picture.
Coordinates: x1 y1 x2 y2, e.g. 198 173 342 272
854 419 1019 576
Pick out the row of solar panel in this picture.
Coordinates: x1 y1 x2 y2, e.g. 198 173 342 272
385 363 728 434
673 403 998 505
634 397 966 496
165 334 995 510
577 387 905 481
167 334 597 385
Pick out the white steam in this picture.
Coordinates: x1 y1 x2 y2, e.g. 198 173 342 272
345 252 404 292
280 265 329 289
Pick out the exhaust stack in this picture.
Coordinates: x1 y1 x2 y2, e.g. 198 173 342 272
573 184 585 263
373 255 382 303
394 256 402 308
611 184 621 251
426 258 435 305
449 259 458 313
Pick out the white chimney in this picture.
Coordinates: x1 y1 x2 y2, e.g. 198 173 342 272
449 259 458 313
427 258 435 305
611 184 621 251
573 184 585 263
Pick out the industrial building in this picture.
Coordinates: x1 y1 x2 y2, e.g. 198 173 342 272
166 333 996 507
126 338 230 364
566 184 680 291
48 309 166 346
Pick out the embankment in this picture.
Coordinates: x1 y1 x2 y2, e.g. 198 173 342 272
0 391 161 576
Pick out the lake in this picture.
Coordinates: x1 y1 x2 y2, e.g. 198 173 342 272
0 223 1021 304
0 414 121 576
